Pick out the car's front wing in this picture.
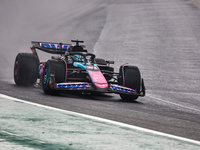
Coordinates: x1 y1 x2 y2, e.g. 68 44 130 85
54 82 143 96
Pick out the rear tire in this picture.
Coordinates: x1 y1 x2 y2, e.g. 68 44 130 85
42 59 66 95
14 53 39 86
118 65 141 101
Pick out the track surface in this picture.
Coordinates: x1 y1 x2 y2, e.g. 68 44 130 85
0 0 200 141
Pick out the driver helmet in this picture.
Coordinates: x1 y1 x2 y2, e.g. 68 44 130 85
73 54 84 62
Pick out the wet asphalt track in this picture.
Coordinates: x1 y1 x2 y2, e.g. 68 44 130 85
0 0 200 141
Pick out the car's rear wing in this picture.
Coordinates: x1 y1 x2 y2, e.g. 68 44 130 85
31 41 71 55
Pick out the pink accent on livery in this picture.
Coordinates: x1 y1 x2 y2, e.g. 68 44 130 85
88 70 108 88
14 61 19 76
94 83 108 88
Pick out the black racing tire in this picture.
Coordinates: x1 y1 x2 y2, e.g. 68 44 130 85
14 53 39 86
42 59 66 95
118 65 141 101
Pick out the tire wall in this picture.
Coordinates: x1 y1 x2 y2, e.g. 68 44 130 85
14 53 39 86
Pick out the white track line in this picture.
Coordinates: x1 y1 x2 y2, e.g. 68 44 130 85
147 95 200 113
0 93 200 145
147 90 200 97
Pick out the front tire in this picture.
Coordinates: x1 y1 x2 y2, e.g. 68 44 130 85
118 65 141 101
14 53 39 86
42 59 66 95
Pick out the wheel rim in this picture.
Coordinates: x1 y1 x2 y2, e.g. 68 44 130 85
43 68 49 86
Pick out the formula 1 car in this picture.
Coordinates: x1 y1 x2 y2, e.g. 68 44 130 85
14 40 145 101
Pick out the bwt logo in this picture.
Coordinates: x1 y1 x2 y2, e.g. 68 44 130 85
40 43 70 49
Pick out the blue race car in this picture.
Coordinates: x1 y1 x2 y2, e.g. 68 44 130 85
14 40 145 101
